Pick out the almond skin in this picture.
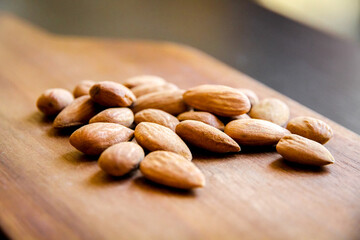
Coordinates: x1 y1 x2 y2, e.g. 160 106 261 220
134 109 179 131
140 151 205 189
73 80 96 98
176 120 240 153
89 108 134 127
122 75 166 88
131 82 179 97
89 81 136 107
134 122 192 161
132 90 189 115
177 111 224 130
224 119 290 146
276 134 335 166
286 116 333 144
69 122 134 155
183 85 251 117
36 88 74 116
53 95 100 128
98 142 144 176
249 98 290 126
238 88 259 106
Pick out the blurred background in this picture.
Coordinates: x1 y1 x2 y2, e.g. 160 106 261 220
0 0 360 133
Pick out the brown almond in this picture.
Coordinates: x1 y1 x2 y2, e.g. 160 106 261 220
140 151 205 189
183 85 251 117
122 75 166 88
69 122 134 155
238 88 259 106
131 82 179 97
132 90 189 115
230 114 251 120
98 142 144 176
134 122 192 161
36 88 74 116
89 108 134 127
134 109 179 131
53 95 100 128
276 134 334 166
224 119 290 146
89 81 136 107
249 98 290 126
286 116 333 144
73 80 96 98
177 111 224 130
176 120 240 153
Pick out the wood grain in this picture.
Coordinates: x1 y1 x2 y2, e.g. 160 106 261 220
0 14 359 240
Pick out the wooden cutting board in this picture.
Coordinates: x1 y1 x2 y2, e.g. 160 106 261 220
0 14 359 240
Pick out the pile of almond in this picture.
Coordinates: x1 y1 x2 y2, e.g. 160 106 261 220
36 75 334 190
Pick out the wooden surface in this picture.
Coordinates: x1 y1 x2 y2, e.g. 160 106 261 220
0 15 360 240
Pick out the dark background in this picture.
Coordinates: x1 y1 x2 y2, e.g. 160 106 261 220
1 0 360 133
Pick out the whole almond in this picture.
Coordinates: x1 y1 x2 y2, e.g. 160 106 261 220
134 122 192 161
90 81 136 107
276 134 334 166
53 95 100 128
36 88 74 116
140 151 205 189
134 109 179 131
122 75 166 88
224 119 290 146
249 98 290 126
131 82 179 97
176 120 240 153
238 88 259 106
98 142 144 176
286 116 333 144
230 114 251 120
177 111 224 130
183 85 251 117
69 122 134 155
132 90 189 115
73 80 96 98
89 108 134 127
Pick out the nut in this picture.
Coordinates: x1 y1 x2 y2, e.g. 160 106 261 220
36 88 74 116
73 80 96 98
140 151 205 189
134 108 179 131
276 134 334 166
69 122 134 155
176 120 240 153
122 75 166 88
286 116 333 144
183 84 251 117
131 82 178 97
134 122 192 161
238 88 259 106
177 111 224 130
89 107 134 127
98 142 144 176
249 98 290 126
89 81 136 107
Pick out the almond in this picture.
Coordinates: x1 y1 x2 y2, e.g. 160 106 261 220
131 82 179 97
122 75 166 88
140 151 205 189
230 114 251 120
98 142 144 176
132 90 189 115
177 111 224 130
224 119 290 146
286 116 333 144
73 80 96 98
249 98 290 126
238 88 259 106
53 95 100 128
176 120 240 153
36 88 74 116
183 85 251 117
134 109 179 131
276 134 334 166
69 122 134 155
89 81 136 107
134 122 192 160
89 108 134 127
